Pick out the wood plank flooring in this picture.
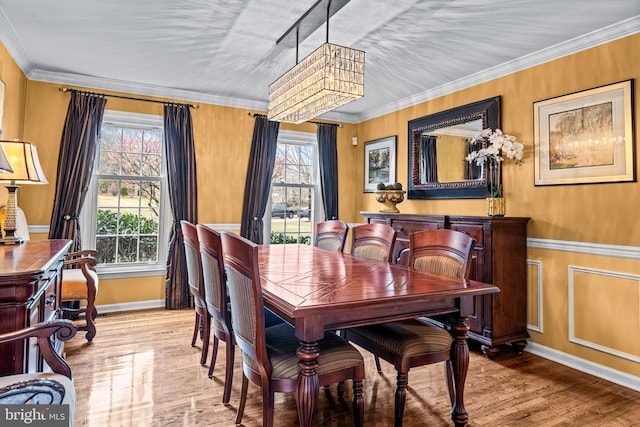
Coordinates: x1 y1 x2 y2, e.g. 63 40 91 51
64 309 640 426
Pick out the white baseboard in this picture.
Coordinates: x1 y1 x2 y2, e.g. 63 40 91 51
526 342 640 392
96 299 165 314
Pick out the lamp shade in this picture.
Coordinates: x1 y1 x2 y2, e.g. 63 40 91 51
0 143 13 174
0 140 48 184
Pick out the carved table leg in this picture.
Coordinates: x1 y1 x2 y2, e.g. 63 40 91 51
450 316 470 427
297 340 320 427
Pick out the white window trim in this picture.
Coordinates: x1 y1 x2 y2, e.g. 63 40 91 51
264 130 324 243
79 110 172 278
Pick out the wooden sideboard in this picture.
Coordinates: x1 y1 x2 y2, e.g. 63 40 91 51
0 239 72 375
361 212 530 356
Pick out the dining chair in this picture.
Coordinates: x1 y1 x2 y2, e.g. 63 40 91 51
180 220 209 366
196 224 236 403
344 228 476 427
349 223 397 263
314 220 349 252
220 232 365 427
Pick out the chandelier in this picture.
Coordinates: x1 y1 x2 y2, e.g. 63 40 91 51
267 0 364 124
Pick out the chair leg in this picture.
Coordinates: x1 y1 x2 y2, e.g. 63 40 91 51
191 312 200 347
337 381 345 398
445 360 455 407
200 314 211 366
207 336 219 378
374 355 383 373
235 374 248 424
84 310 97 342
394 371 409 427
262 387 275 427
352 379 364 427
222 339 235 404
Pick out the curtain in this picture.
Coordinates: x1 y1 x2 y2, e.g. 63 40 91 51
49 91 106 250
164 104 198 310
317 123 338 220
421 135 438 183
240 115 280 244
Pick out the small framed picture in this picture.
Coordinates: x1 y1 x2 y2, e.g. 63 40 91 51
533 80 634 186
364 136 397 192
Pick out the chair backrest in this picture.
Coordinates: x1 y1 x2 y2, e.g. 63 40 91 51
196 224 232 335
409 229 476 279
314 220 349 252
180 220 205 309
220 232 270 379
350 223 397 262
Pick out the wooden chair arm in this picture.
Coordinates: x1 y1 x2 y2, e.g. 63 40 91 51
67 249 98 260
0 320 77 378
64 253 97 271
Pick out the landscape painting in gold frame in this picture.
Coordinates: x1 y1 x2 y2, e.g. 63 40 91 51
534 80 634 186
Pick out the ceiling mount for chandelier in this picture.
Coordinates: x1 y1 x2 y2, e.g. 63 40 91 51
267 0 365 124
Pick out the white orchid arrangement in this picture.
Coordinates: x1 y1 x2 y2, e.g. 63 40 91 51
465 128 524 166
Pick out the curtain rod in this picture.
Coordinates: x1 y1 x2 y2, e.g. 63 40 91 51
247 112 342 127
59 88 198 109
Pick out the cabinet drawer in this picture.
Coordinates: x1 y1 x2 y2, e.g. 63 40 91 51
392 220 440 239
449 223 484 247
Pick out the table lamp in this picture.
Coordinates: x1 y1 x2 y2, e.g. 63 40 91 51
0 140 48 244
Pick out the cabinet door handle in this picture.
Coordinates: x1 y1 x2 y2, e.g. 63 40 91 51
45 293 56 306
396 226 404 232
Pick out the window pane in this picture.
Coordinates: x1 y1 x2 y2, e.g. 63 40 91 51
118 236 139 263
96 236 116 263
140 236 158 262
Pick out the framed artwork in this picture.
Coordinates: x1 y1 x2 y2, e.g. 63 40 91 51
534 80 634 186
364 136 397 192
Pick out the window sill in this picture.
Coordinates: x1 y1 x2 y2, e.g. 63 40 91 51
96 264 166 280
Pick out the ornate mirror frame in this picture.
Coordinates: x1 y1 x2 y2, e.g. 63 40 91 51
407 96 501 199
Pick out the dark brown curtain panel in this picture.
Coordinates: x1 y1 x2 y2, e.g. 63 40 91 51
240 115 279 244
49 91 106 250
317 123 339 220
164 104 198 309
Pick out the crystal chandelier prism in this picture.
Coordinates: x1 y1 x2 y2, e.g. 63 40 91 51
267 42 365 124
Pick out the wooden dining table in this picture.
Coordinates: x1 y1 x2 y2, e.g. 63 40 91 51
258 244 500 427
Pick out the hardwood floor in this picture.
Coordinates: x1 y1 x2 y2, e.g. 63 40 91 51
65 309 640 426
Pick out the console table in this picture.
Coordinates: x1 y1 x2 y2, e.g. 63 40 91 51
361 212 530 356
0 239 72 375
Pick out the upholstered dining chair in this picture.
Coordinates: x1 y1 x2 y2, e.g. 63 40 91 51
220 232 365 427
1 206 99 342
314 220 349 252
349 223 397 263
344 229 476 427
0 320 77 422
196 224 236 403
180 220 209 366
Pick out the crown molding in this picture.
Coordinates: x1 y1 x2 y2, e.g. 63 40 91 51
2 13 637 125
355 15 640 123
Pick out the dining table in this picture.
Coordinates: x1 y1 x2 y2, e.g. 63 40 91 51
258 243 500 427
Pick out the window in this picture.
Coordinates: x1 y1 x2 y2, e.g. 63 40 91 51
80 111 171 277
266 130 321 245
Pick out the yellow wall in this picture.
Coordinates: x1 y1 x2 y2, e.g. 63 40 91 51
2 33 638 378
355 34 640 378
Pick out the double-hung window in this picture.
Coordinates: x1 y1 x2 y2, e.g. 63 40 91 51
266 130 321 245
80 111 171 277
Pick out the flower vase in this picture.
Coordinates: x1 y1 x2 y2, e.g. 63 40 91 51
486 158 505 216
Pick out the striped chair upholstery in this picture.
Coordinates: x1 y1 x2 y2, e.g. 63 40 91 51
345 229 475 427
221 232 365 427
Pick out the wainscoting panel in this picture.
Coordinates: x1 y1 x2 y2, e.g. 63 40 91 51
527 260 543 333
569 266 640 363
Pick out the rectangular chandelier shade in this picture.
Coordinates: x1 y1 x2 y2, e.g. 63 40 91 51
267 43 364 124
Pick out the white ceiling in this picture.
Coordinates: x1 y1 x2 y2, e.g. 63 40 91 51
0 0 638 123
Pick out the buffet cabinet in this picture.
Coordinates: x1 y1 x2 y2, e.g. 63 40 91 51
361 212 530 356
0 239 72 375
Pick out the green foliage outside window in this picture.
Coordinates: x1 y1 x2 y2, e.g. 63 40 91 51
96 209 159 263
270 232 311 245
